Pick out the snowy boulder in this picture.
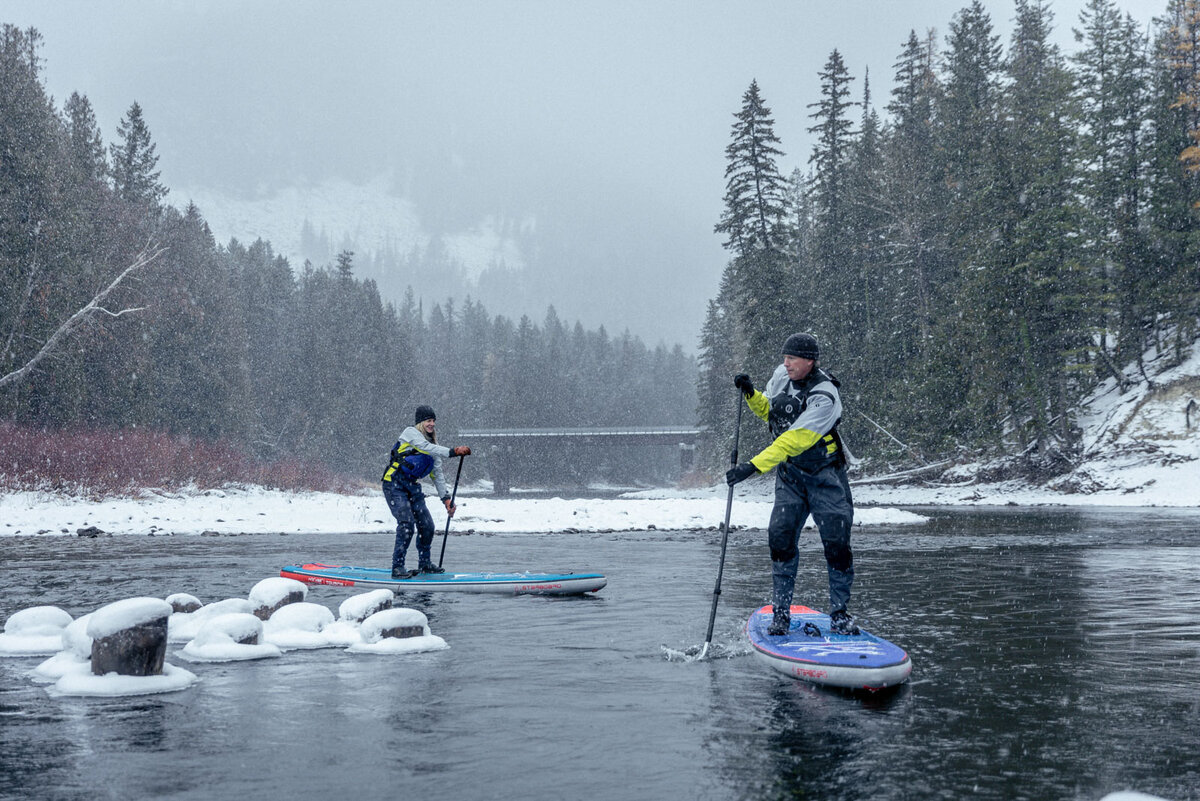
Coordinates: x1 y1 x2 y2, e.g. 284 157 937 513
0 606 74 657
347 608 448 655
364 608 429 640
29 614 94 683
165 593 202 614
262 602 337 650
168 598 255 643
178 613 282 663
87 597 172 677
248 577 308 620
338 589 394 623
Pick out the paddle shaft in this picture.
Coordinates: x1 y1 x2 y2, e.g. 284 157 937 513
703 394 744 646
437 454 466 568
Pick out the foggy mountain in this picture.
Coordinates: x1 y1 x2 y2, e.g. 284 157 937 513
174 170 720 351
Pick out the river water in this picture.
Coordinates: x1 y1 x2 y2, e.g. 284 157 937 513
1 506 1198 801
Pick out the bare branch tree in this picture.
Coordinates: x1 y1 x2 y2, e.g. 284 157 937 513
0 241 166 391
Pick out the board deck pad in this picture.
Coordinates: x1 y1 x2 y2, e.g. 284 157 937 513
746 604 912 690
280 563 606 595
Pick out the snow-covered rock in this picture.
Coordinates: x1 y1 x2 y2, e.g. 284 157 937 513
248 577 307 619
88 598 172 677
166 593 202 613
0 606 74 657
178 613 281 663
169 598 255 643
262 602 337 650
87 598 172 640
338 589 394 623
347 608 448 655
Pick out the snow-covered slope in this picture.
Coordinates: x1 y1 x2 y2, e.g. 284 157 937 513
174 177 527 278
859 340 1200 507
1059 340 1200 499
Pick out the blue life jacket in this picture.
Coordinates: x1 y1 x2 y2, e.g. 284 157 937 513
382 442 435 484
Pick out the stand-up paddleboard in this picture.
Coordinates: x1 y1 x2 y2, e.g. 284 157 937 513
746 604 911 690
280 563 606 596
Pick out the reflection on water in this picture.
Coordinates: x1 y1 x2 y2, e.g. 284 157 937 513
1 506 1198 800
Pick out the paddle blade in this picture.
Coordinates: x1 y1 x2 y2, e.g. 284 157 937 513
660 641 738 662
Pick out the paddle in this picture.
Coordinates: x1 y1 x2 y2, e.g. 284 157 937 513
436 454 467 569
694 392 744 661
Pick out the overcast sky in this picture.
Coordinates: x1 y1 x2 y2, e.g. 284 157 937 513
4 0 1169 350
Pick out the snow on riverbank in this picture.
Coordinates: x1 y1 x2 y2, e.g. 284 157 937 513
0 484 926 538
3 342 1195 537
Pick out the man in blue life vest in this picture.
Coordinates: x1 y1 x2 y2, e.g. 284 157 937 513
382 405 470 578
726 332 858 636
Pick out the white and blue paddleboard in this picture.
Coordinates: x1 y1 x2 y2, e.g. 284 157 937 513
746 604 912 690
280 563 606 596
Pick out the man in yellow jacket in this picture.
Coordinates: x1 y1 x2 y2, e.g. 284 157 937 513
726 333 857 636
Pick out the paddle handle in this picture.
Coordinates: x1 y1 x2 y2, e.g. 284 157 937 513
703 396 743 646
437 454 466 568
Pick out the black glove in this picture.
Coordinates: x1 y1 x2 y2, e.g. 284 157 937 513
733 373 754 397
726 462 758 485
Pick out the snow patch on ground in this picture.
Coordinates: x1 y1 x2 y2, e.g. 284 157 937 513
0 485 928 537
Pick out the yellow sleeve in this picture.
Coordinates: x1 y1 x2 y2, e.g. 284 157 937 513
746 390 769 421
750 428 823 474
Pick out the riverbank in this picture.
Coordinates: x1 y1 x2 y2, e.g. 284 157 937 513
4 341 1195 537
0 483 930 538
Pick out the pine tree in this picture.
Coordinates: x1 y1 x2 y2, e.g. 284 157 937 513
110 101 167 208
840 69 890 452
714 80 790 255
695 272 750 470
0 25 83 418
882 30 947 356
1146 0 1200 360
699 80 793 469
63 92 108 185
806 50 858 365
971 0 1089 460
230 238 299 459
1073 0 1153 368
925 1 1005 448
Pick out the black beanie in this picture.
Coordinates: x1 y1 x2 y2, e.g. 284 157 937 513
781 332 819 360
414 405 436 425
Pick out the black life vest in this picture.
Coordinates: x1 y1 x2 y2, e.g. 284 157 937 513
768 368 845 471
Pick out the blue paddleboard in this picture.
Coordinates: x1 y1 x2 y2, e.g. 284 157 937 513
281 563 606 595
746 604 912 690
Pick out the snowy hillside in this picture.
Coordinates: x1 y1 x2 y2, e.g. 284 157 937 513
859 339 1200 507
174 177 527 278
1061 340 1200 498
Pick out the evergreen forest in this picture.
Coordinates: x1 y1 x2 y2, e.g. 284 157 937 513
0 25 696 489
699 0 1200 475
5 0 1200 491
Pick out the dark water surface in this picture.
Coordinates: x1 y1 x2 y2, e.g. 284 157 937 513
2 506 1199 801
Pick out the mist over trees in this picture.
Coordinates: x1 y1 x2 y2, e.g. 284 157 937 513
698 0 1200 474
0 24 696 485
